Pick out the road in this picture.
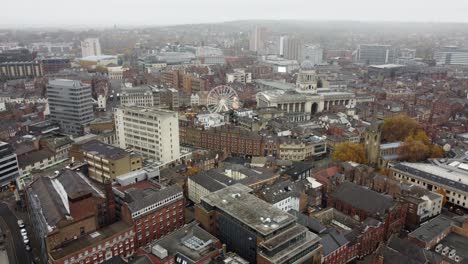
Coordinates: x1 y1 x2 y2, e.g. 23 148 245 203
0 202 33 264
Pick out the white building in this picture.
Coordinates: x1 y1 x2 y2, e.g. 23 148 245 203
115 106 180 164
256 66 355 121
80 38 101 58
120 85 157 107
97 94 106 111
434 46 468 65
391 162 468 209
261 55 300 73
79 55 118 67
226 69 252 84
108 66 124 80
190 93 200 106
302 44 323 65
196 113 225 128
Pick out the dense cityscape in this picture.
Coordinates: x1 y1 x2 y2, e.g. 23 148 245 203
0 8 468 264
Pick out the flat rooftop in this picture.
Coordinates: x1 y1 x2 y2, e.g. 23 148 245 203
150 222 220 262
201 184 296 236
81 140 129 160
408 215 453 243
49 221 132 260
393 162 468 194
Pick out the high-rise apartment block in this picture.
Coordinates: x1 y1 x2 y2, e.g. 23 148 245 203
283 37 302 61
47 79 94 135
115 106 180 164
249 27 267 52
81 38 102 57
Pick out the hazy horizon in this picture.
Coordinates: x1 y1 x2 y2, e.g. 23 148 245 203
2 0 468 27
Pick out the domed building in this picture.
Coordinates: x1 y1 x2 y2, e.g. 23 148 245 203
256 67 355 121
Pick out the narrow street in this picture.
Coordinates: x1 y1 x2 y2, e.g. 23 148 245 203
0 202 33 264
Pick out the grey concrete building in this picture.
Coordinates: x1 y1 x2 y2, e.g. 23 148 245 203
47 79 94 135
0 141 19 188
356 44 396 65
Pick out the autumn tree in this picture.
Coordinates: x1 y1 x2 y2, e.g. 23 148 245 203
429 145 445 159
332 142 367 164
381 115 422 142
397 130 445 162
398 136 430 162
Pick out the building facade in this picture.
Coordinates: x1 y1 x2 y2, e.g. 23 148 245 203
391 162 468 209
434 46 468 65
47 79 94 135
0 141 19 188
79 140 143 183
356 44 396 65
115 106 180 164
114 182 185 248
0 61 43 80
195 184 323 264
81 38 102 57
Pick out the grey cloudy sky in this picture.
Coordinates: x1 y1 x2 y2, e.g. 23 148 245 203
2 0 468 26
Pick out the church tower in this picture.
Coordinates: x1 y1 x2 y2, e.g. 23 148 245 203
365 104 382 167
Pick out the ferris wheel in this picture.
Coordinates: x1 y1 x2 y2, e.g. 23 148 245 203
206 85 240 113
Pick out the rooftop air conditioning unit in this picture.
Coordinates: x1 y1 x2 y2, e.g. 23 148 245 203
152 244 168 259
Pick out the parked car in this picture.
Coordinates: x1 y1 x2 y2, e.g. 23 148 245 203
22 235 29 244
25 245 31 251
17 220 25 228
20 228 27 236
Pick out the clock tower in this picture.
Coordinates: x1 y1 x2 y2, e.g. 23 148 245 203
365 105 382 167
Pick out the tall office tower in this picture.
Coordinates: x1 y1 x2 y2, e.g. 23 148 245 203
283 37 303 61
0 141 19 188
356 44 396 65
249 26 267 52
115 106 180 164
302 44 323 65
47 79 94 135
434 46 468 65
80 38 102 57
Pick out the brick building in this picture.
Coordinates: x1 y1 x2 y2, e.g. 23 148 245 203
181 125 264 157
26 169 134 264
73 140 143 183
311 208 386 263
328 182 407 240
113 181 185 248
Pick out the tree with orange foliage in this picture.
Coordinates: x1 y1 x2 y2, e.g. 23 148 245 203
430 145 445 159
436 188 448 206
397 130 444 162
332 142 367 164
398 136 430 162
382 115 422 142
185 167 200 176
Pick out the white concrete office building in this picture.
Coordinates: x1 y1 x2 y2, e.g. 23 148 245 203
115 106 180 164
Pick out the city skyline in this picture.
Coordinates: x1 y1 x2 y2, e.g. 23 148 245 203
2 0 468 27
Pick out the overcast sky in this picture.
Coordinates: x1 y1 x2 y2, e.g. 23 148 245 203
2 0 468 26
